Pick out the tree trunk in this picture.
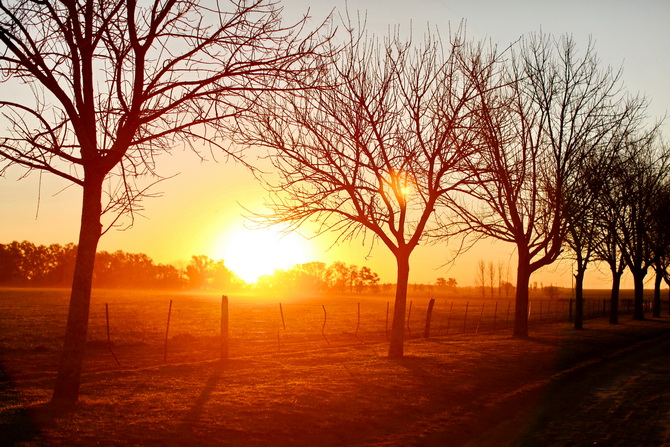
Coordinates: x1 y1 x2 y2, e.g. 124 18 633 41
632 268 646 321
51 178 103 406
653 267 662 318
573 267 585 330
513 255 531 337
609 271 622 324
388 252 410 358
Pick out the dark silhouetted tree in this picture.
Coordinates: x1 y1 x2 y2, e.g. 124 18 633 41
614 139 669 320
458 33 646 336
0 0 329 406
235 26 487 357
593 152 633 324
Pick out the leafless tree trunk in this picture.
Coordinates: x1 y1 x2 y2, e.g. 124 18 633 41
488 261 495 299
456 33 646 337
234 24 489 357
613 140 669 320
0 0 330 406
474 260 486 299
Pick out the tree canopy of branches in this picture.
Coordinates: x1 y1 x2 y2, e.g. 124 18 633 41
0 0 329 405
458 33 648 337
611 137 670 319
234 26 487 357
562 110 650 329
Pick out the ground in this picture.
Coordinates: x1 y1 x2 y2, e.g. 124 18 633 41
1 304 669 446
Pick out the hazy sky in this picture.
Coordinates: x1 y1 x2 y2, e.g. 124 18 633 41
1 0 668 288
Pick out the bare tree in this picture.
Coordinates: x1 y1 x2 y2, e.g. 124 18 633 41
497 260 504 300
457 33 641 337
646 167 670 317
474 259 486 299
487 261 495 298
593 152 633 324
614 138 669 320
0 0 329 406
234 26 488 357
563 119 646 330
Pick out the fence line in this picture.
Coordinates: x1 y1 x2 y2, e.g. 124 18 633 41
1 292 660 369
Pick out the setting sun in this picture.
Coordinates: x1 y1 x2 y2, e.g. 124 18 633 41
214 226 314 283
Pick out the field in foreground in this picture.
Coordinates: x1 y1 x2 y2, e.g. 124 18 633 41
1 289 669 446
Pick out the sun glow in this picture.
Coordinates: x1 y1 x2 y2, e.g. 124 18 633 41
214 226 314 283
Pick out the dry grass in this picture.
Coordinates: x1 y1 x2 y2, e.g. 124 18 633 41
0 288 668 446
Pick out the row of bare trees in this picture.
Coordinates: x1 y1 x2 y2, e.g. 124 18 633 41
0 0 667 405
233 26 667 352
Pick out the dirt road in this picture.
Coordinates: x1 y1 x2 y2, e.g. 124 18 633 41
463 327 670 446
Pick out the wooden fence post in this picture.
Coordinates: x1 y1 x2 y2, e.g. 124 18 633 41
446 300 453 335
105 303 121 367
506 301 511 328
164 299 173 363
220 295 229 360
321 305 329 345
475 302 484 333
406 300 413 337
493 301 498 331
424 298 435 339
355 302 364 343
463 302 469 333
385 302 390 341
279 303 286 330
355 302 360 337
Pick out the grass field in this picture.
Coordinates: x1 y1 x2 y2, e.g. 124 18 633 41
0 287 667 445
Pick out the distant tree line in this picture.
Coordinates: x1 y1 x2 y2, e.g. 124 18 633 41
255 261 381 294
0 240 383 294
0 241 214 289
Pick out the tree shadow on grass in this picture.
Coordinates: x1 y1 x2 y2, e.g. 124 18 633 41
171 359 247 444
0 362 63 446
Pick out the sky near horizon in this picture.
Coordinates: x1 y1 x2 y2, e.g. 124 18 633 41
0 0 668 288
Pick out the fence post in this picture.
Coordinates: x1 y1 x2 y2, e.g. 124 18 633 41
220 295 229 360
424 298 435 339
385 302 390 341
355 302 360 338
475 302 484 333
279 303 286 330
164 299 173 363
406 300 413 337
446 301 453 335
463 302 469 333
506 301 511 328
493 301 498 331
355 302 364 343
321 305 329 345
105 303 121 367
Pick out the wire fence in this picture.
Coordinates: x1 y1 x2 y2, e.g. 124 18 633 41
1 288 659 373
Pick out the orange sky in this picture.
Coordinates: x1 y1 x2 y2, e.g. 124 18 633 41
1 0 669 289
